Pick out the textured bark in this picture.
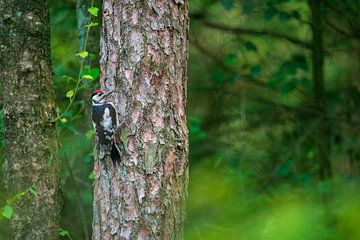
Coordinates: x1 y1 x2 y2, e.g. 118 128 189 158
92 1 189 239
0 0 61 239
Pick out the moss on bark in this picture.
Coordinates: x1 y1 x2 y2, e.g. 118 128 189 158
0 0 61 239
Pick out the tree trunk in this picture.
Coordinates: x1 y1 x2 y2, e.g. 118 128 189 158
0 0 61 239
92 1 189 239
309 0 332 179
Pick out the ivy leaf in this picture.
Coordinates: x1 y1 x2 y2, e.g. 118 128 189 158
58 228 70 237
60 118 67 123
2 205 13 219
86 22 99 27
82 75 94 81
88 171 95 181
88 7 99 17
85 129 94 139
66 90 74 98
83 68 100 80
76 51 88 58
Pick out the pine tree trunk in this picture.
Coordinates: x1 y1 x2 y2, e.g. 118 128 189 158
92 1 189 239
0 0 61 239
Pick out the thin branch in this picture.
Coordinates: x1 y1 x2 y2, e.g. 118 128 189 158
324 15 360 40
199 19 312 50
192 36 267 88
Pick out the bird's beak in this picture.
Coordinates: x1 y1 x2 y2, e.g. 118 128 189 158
99 90 114 100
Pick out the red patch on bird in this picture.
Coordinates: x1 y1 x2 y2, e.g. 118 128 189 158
94 89 105 94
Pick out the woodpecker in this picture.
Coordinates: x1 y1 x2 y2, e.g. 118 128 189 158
91 89 120 165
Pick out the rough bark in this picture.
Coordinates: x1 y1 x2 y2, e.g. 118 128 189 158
92 1 189 239
0 0 61 239
309 0 332 179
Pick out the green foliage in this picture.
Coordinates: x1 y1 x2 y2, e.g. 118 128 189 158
185 0 360 239
220 0 235 10
66 90 74 98
86 22 99 27
1 206 12 219
83 67 99 79
0 185 36 221
76 51 89 58
59 228 73 240
244 41 257 52
189 116 207 141
87 7 99 17
1 0 359 239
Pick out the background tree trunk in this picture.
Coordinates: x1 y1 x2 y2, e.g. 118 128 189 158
309 0 332 179
92 1 189 239
0 0 61 239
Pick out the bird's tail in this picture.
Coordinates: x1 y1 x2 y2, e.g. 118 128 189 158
98 142 121 167
110 143 121 166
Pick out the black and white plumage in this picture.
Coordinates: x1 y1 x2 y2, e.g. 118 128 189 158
91 89 120 165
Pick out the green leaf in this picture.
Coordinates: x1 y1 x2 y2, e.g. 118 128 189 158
82 75 94 81
85 129 94 139
61 75 73 83
86 22 99 27
88 171 95 181
279 80 297 95
83 68 100 80
76 51 88 58
212 69 225 85
264 6 277 20
244 41 257 52
58 228 69 237
278 55 307 76
224 53 237 66
66 90 74 98
250 64 261 77
279 11 291 21
2 205 13 219
88 7 99 17
242 2 255 14
220 0 234 10
60 118 67 123
291 10 301 20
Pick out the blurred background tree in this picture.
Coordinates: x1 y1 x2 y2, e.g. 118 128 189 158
0 0 61 239
1 0 360 239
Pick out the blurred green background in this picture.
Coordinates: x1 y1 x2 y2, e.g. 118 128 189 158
1 0 360 239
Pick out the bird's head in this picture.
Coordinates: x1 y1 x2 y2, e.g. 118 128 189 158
92 89 114 105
